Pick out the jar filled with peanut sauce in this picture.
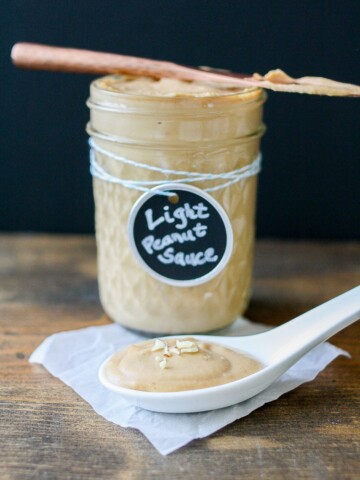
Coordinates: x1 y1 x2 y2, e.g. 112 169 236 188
87 75 266 334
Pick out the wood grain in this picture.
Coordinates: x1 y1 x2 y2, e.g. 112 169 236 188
0 235 359 479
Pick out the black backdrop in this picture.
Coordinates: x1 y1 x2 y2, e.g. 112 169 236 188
1 1 359 238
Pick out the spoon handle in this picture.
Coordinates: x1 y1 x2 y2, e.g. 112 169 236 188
10 42 251 85
259 286 360 363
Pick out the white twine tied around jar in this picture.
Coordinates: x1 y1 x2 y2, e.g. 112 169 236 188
89 138 262 197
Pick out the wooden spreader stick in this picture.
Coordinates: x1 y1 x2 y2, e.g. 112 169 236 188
11 43 360 97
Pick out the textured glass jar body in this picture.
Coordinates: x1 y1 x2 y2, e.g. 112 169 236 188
87 76 266 334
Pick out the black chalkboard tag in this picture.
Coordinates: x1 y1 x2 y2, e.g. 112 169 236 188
128 184 233 287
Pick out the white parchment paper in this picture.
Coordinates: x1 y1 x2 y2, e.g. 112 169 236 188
29 319 348 455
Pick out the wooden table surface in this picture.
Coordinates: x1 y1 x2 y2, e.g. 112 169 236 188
0 235 359 479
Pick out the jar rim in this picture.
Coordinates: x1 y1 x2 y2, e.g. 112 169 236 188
90 75 265 105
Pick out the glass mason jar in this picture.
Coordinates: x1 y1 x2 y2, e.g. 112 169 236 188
87 75 266 334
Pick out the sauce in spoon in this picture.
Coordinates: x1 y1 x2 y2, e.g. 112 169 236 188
103 337 263 392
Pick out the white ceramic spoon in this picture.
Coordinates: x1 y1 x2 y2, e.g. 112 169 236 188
99 286 360 413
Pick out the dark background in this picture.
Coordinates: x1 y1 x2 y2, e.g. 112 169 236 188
1 1 359 238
